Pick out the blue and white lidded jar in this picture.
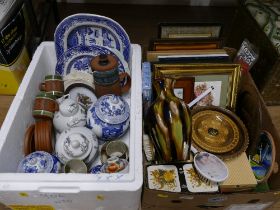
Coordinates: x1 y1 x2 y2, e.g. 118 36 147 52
87 94 130 141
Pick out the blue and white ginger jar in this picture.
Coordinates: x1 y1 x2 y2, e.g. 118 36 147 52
17 151 61 173
87 94 130 141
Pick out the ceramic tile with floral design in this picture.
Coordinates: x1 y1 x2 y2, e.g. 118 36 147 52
147 165 181 192
183 164 218 193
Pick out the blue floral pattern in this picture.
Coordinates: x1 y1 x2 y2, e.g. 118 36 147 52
55 45 128 76
17 151 54 173
95 95 130 124
87 105 129 141
54 14 130 63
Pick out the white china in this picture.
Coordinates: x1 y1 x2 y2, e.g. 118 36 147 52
87 94 130 141
54 13 131 63
55 45 129 76
64 71 94 90
53 95 87 133
55 126 98 164
66 83 97 110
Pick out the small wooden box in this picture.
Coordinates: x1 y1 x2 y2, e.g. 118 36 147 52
219 152 257 192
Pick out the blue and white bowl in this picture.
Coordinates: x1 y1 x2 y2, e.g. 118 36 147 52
51 155 62 173
87 94 130 141
17 151 60 173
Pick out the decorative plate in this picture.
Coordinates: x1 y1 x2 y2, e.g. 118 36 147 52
17 151 54 173
147 165 181 192
54 13 130 63
250 130 276 183
191 106 249 160
65 83 97 110
55 45 129 76
183 164 218 193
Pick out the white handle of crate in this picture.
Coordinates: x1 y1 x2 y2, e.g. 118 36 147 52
39 186 81 193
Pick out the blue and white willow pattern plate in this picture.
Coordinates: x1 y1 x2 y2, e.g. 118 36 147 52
17 151 54 173
55 45 129 76
54 13 131 63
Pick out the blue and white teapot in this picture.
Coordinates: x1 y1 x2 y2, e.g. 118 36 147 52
87 94 130 141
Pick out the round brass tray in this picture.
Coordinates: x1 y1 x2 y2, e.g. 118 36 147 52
191 106 249 160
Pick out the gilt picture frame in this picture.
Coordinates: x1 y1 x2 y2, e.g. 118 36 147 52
159 23 222 39
153 63 241 110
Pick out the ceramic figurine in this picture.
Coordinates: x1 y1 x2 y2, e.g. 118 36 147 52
87 94 130 141
53 95 87 133
55 126 99 164
17 151 60 173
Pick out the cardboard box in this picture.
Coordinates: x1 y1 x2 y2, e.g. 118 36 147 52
0 0 31 95
142 74 280 210
0 42 143 210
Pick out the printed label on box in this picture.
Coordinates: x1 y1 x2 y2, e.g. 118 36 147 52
9 205 55 210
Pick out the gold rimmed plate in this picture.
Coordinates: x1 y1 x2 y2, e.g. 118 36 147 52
191 106 249 160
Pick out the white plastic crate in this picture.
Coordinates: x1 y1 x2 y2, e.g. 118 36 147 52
0 42 143 210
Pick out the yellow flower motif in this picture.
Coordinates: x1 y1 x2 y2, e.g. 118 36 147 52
163 170 175 182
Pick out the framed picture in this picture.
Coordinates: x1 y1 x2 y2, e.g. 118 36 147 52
172 77 195 104
159 23 222 39
151 38 223 51
153 63 241 110
146 49 229 63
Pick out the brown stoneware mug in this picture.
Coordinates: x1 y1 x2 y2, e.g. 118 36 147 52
90 54 131 98
33 92 59 119
40 75 64 98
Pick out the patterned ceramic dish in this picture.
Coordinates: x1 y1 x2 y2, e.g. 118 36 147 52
183 164 218 193
147 165 181 192
54 13 131 63
55 45 129 76
17 151 61 173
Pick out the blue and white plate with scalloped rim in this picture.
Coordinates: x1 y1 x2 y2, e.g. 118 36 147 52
54 13 131 63
55 45 129 76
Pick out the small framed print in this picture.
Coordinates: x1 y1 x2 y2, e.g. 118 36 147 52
159 23 222 39
153 63 241 111
173 77 195 104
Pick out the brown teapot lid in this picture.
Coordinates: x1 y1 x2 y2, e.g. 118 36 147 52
90 54 118 72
